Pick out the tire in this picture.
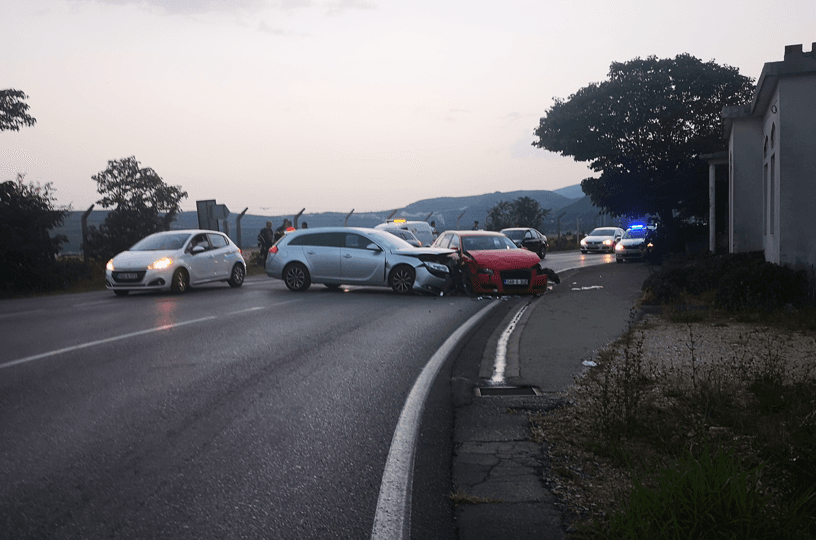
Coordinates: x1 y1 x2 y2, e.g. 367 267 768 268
114 290 129 297
228 263 245 287
389 265 415 295
283 263 311 291
171 268 189 294
581 249 587 254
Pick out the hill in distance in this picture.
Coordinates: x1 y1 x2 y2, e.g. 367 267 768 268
55 185 619 252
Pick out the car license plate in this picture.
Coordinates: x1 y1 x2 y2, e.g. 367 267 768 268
119 272 137 279
504 279 528 286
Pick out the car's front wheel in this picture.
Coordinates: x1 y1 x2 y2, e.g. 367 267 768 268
389 265 415 295
283 263 311 291
171 268 189 294
228 263 245 287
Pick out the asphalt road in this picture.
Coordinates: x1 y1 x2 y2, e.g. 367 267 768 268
0 251 614 539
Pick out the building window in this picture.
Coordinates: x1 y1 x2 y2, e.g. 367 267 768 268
763 164 768 234
770 154 775 235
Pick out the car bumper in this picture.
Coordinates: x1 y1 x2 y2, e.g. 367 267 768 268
413 266 452 295
583 245 614 253
616 249 644 260
106 268 174 291
469 269 548 295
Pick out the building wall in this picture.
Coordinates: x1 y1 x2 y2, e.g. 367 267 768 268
777 76 816 270
728 118 764 253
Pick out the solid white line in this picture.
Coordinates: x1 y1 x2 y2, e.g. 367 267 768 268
0 316 217 370
370 301 500 540
226 306 266 315
490 302 529 384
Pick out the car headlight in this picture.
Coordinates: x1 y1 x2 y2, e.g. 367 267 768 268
476 268 494 276
615 243 625 251
424 262 448 273
106 259 115 271
603 239 613 246
148 257 174 270
580 239 587 246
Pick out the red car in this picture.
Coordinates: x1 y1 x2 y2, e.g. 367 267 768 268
432 230 548 295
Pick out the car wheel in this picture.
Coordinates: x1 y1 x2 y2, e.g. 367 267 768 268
389 265 415 295
228 263 245 287
114 290 129 297
283 262 311 291
171 268 189 294
581 249 587 254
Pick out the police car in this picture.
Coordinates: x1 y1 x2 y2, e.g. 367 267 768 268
614 224 654 263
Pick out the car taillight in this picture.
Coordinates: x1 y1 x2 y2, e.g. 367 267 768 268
269 246 278 254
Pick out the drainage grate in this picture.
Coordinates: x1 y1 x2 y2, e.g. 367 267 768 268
475 386 542 397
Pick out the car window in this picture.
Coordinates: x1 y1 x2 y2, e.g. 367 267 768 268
130 233 191 251
189 234 210 251
288 232 343 247
463 235 515 251
448 234 460 249
502 230 523 241
624 229 647 239
344 233 370 249
208 233 228 249
589 228 618 237
525 230 533 239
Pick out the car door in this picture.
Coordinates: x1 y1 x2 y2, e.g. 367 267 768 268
207 233 232 279
299 232 343 281
186 233 216 282
340 232 386 284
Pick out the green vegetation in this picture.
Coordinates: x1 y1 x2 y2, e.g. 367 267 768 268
532 254 816 539
486 196 550 231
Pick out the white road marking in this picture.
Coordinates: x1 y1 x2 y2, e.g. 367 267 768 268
490 302 529 384
226 306 266 315
371 301 500 540
0 316 217 370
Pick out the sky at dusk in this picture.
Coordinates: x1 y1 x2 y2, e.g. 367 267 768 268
2 0 813 215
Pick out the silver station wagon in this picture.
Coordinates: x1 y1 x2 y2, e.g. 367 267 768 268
264 227 453 295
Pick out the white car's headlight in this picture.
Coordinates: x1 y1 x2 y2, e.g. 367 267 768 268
603 239 613 246
424 262 449 273
148 257 174 270
106 259 115 271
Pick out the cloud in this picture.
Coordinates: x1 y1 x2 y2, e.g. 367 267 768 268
86 0 270 15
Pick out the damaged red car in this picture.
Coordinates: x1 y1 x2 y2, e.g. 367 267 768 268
432 230 549 295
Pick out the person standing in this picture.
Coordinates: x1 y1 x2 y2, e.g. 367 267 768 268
258 221 275 266
472 220 479 230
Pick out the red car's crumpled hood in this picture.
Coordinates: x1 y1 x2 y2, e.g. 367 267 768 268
467 249 541 270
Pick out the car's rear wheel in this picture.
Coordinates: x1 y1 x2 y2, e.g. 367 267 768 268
283 262 311 291
114 290 129 297
171 268 189 294
389 265 415 295
228 263 245 287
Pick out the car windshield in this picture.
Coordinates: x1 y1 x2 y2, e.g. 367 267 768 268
130 233 191 251
589 228 618 237
367 229 414 250
462 235 517 251
623 229 648 239
502 230 524 241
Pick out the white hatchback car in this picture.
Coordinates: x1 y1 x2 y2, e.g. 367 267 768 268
105 229 246 296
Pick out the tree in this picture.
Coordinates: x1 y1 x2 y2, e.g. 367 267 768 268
486 197 550 231
85 157 187 260
0 174 68 293
532 54 754 235
1 89 37 131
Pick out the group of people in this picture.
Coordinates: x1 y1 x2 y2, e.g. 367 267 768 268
257 219 308 265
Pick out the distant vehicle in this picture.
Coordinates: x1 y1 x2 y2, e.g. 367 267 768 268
432 230 548 295
105 229 246 296
379 227 422 247
374 220 435 247
265 227 453 295
580 227 625 254
500 227 548 258
615 224 654 263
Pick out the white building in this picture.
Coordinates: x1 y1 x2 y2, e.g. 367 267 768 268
705 43 816 272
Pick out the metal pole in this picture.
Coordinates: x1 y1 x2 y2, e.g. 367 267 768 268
235 207 248 248
345 209 355 227
456 210 466 230
293 208 305 229
81 204 94 265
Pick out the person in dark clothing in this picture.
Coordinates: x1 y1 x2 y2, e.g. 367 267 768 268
472 221 479 230
258 221 275 265
301 222 308 229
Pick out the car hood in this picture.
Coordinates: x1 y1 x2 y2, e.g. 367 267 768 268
112 250 179 268
393 247 455 257
618 238 646 248
467 249 541 270
583 235 615 242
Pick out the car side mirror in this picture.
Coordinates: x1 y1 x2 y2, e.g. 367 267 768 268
366 243 382 252
191 245 207 254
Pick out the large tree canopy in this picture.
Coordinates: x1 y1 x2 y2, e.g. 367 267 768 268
533 54 754 228
486 196 550 231
86 157 187 259
0 89 37 131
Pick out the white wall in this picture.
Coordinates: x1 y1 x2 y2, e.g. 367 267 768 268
728 118 764 253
